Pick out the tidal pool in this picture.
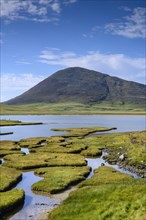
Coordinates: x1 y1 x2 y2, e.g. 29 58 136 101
10 171 61 220
7 150 139 220
86 152 139 179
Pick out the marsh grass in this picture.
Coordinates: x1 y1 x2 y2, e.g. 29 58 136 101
52 127 115 138
3 153 87 170
67 130 146 173
0 119 42 126
0 141 24 157
30 143 88 154
48 166 146 220
0 150 24 157
0 141 20 150
0 189 25 217
0 167 22 192
79 166 134 187
19 136 65 148
0 127 146 219
32 166 91 194
100 131 146 175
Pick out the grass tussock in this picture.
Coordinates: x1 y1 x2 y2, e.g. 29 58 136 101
0 140 24 157
0 141 20 151
3 153 87 170
0 189 25 218
19 136 65 148
32 166 91 194
0 167 22 192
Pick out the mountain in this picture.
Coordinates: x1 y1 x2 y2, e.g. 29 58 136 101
5 67 146 106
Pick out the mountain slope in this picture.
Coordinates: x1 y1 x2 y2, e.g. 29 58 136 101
5 67 146 106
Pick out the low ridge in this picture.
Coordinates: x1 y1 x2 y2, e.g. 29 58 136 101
5 67 146 106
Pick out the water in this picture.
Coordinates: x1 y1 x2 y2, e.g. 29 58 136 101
0 115 145 140
10 172 61 220
86 152 139 179
1 115 145 219
21 148 30 154
9 152 139 220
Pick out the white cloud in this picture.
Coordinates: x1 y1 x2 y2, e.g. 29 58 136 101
50 2 61 13
1 0 77 22
1 73 46 102
39 49 146 83
105 7 146 39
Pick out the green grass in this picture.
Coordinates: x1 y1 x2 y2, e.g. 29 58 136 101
18 131 105 156
63 130 146 176
0 119 42 126
32 166 91 194
0 140 24 157
48 166 146 220
0 141 20 150
0 102 145 115
30 143 88 154
3 153 87 170
52 126 115 137
0 167 22 192
19 136 65 148
100 131 146 177
0 127 146 219
0 189 25 218
79 166 134 187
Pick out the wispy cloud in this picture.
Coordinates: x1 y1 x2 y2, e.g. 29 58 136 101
1 0 77 22
39 49 146 83
105 7 146 39
83 7 146 39
1 73 46 101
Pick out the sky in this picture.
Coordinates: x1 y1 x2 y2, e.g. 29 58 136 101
0 0 146 101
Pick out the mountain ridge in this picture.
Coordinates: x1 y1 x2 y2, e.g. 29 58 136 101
4 67 146 106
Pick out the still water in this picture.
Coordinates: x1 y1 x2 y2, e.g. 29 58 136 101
1 115 145 141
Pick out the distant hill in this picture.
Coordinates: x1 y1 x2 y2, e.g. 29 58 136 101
5 67 146 106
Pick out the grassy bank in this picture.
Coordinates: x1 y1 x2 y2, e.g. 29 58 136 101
0 102 145 115
0 167 22 192
0 119 42 126
0 189 25 218
32 166 91 194
0 140 24 157
48 166 146 220
52 127 116 137
3 153 87 169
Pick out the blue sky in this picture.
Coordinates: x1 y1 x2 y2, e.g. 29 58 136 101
1 0 146 101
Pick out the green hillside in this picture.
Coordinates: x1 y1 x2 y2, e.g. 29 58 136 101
4 67 146 107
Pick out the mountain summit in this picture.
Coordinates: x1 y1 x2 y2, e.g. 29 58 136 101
5 67 146 106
